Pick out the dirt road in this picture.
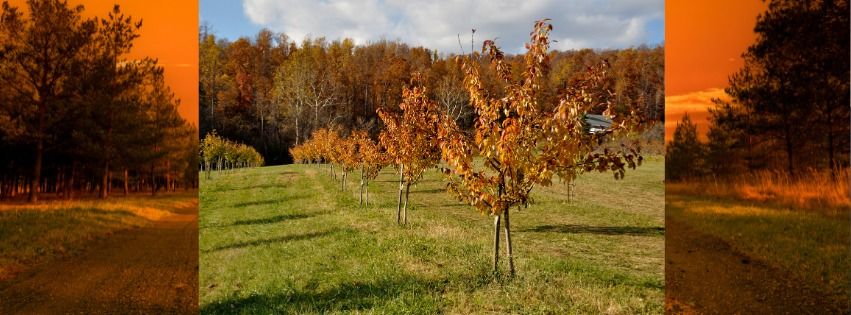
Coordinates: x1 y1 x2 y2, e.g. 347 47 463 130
0 201 198 314
665 215 848 314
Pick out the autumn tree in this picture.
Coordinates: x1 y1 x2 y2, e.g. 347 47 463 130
200 131 263 177
378 74 442 225
199 26 662 167
350 129 384 205
438 20 643 275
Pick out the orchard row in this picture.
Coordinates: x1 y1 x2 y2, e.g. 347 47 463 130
200 132 264 178
289 20 645 275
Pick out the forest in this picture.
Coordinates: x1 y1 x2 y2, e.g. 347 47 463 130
0 1 198 201
667 0 850 181
199 26 664 165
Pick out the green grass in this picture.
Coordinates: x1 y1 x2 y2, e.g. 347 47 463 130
0 192 196 280
199 157 664 314
666 192 850 302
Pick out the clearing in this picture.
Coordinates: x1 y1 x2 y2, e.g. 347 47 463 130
0 192 199 314
665 192 850 314
200 157 664 314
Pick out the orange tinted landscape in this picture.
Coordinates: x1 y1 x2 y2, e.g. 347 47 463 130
664 0 765 141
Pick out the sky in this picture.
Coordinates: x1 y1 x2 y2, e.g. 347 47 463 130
200 0 664 55
8 0 199 125
665 0 766 141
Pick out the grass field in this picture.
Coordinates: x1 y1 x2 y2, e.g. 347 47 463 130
666 190 851 308
199 157 664 314
0 192 197 281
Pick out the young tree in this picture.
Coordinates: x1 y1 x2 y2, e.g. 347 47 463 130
666 113 705 181
337 133 358 191
350 129 384 205
377 74 442 225
437 20 643 275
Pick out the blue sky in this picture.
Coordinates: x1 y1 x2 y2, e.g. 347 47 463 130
201 0 664 54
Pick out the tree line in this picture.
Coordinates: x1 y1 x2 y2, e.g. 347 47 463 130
199 23 663 165
288 20 646 275
0 1 198 201
667 0 849 181
200 131 264 179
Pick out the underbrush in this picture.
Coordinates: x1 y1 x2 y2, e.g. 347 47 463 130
667 168 849 215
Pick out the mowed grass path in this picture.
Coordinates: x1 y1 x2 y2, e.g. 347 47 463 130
666 192 850 311
0 192 196 281
200 157 664 314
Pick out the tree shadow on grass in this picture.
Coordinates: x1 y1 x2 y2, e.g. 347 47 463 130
520 224 664 236
231 195 307 208
207 184 281 193
230 213 315 226
413 188 447 194
200 275 442 314
204 229 341 253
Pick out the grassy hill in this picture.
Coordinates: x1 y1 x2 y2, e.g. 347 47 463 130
199 157 664 314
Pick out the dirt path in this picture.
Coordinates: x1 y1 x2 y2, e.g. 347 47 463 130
665 215 848 314
0 201 198 314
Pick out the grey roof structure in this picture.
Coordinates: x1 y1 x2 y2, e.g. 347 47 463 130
584 114 613 134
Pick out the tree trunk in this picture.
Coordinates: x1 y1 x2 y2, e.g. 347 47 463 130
403 182 410 225
67 162 76 200
99 161 109 199
55 169 61 196
493 214 501 273
397 164 404 224
827 119 835 180
365 177 369 206
166 160 171 192
151 163 157 196
123 169 129 196
359 166 364 205
29 137 43 203
503 206 515 276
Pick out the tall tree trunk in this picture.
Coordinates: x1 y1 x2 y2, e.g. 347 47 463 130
123 169 129 196
29 137 43 203
503 205 515 276
827 117 835 180
55 169 61 196
67 162 76 200
397 164 404 224
151 163 157 196
166 160 172 192
784 127 794 176
99 161 109 199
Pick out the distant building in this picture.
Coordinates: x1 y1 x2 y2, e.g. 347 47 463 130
584 114 612 135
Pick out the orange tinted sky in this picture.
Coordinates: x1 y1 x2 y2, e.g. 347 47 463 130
9 0 198 125
665 0 766 141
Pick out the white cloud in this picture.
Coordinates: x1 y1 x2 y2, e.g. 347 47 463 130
241 0 663 54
